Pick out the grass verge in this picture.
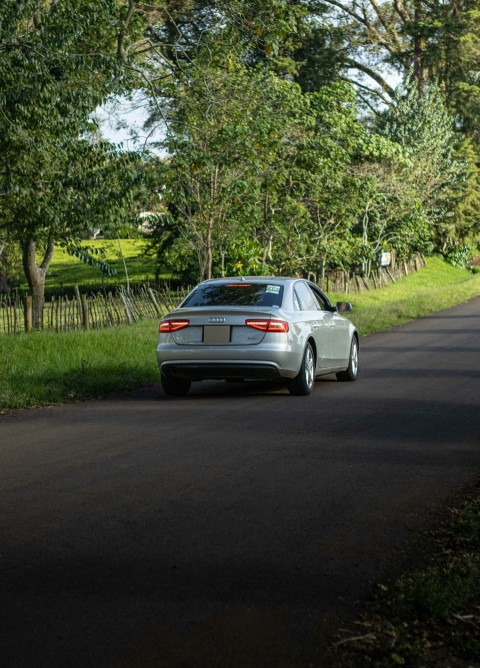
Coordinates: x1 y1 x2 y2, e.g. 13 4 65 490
331 256 480 335
329 485 480 667
1 256 480 413
0 320 159 412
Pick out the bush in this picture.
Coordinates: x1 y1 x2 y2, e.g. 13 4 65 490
445 244 471 268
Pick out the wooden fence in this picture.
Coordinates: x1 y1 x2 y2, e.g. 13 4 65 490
1 256 425 334
0 285 189 335
318 255 426 294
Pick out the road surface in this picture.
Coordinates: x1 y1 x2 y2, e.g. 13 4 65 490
1 297 480 667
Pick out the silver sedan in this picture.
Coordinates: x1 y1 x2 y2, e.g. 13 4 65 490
157 277 359 396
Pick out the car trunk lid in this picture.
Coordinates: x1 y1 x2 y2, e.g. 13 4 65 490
166 307 280 346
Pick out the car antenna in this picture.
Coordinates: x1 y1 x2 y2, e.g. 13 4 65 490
240 276 245 281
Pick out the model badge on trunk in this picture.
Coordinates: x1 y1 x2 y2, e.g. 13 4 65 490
208 316 226 323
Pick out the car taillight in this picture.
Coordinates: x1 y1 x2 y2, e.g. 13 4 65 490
245 319 289 333
159 319 190 333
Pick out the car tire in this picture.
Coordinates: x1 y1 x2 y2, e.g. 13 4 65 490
161 373 191 397
287 342 315 396
336 337 359 382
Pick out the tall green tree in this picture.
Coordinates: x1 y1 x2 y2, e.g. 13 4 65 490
318 1 480 140
0 0 143 327
159 58 313 280
142 0 475 281
377 77 469 251
156 35 410 281
316 1 480 243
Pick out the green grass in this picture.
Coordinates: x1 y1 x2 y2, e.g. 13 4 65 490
0 320 160 411
42 239 161 292
1 256 480 412
330 256 480 335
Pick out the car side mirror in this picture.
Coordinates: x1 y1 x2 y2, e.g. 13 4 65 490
336 301 352 313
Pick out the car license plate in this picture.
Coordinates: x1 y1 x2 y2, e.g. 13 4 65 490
203 325 230 344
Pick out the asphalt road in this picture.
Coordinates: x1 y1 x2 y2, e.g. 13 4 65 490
1 297 480 668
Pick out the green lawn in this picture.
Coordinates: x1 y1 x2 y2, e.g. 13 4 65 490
1 256 480 412
43 239 160 292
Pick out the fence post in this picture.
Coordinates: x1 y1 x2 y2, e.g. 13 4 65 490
24 296 32 333
385 268 396 284
12 295 18 334
73 285 90 330
120 289 134 325
148 288 161 316
80 294 90 330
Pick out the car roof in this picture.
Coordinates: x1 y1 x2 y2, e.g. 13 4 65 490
199 277 296 285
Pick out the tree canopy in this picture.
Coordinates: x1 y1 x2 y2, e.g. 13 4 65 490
1 0 478 312
140 1 477 281
0 0 145 325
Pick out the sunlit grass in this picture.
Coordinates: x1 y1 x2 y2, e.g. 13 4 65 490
0 320 159 411
42 239 160 292
330 257 480 335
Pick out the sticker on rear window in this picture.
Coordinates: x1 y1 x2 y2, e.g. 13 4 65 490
266 285 281 294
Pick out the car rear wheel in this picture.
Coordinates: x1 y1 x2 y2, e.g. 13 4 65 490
336 337 358 382
287 343 315 396
161 372 191 397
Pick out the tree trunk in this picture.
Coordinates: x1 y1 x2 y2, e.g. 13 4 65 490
413 1 426 91
205 222 213 280
21 237 55 330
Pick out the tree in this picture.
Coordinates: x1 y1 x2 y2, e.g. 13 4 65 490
310 2 480 246
318 0 442 100
377 77 468 251
140 0 476 281
159 59 309 280
0 0 143 327
0 242 22 292
157 34 412 281
317 1 480 145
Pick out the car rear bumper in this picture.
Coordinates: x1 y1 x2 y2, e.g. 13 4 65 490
157 341 302 380
161 362 283 381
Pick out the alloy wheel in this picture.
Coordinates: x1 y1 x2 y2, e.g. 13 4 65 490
304 345 315 390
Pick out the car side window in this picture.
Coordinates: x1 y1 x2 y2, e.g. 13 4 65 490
309 286 329 311
292 290 302 311
294 282 319 311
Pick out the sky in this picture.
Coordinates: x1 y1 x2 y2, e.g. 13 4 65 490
96 94 160 151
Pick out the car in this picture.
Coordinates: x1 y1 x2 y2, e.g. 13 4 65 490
157 277 359 397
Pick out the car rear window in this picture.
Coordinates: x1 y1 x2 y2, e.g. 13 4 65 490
181 283 285 308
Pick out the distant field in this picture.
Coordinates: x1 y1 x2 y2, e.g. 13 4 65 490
43 239 161 292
